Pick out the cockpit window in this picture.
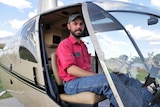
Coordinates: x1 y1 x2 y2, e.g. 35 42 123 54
87 2 160 84
110 12 160 82
19 20 37 63
87 3 123 32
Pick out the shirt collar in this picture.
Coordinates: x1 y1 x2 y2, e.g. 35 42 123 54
69 35 82 44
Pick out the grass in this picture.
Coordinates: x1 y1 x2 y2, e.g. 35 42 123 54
0 78 12 99
136 68 148 82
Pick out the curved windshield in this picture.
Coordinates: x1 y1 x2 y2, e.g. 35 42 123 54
110 12 160 82
82 2 160 106
87 2 160 84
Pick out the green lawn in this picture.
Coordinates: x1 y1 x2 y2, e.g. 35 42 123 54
0 79 12 99
136 69 148 82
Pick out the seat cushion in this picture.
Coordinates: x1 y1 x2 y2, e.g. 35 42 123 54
60 92 106 104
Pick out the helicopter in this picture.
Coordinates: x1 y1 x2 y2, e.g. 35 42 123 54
0 0 160 107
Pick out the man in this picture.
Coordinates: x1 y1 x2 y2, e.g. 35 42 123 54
56 13 159 107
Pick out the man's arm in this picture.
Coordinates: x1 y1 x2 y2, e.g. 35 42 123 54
67 65 96 77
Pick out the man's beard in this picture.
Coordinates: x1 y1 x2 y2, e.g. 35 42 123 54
71 30 83 38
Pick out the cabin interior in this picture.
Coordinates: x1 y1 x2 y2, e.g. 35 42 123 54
39 4 107 107
41 5 88 59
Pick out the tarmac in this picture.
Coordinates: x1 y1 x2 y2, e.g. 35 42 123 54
0 97 110 107
0 97 25 107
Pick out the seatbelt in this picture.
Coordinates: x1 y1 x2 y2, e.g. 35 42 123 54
95 52 98 73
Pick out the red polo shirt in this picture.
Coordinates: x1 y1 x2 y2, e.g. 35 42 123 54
56 35 91 82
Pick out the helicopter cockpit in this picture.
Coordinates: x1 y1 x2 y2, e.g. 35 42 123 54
40 1 160 106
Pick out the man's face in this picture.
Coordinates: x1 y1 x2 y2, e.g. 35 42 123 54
67 17 85 38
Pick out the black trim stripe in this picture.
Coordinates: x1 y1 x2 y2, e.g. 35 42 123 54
0 63 46 94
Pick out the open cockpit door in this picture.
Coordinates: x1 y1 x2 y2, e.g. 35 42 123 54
83 2 125 106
